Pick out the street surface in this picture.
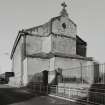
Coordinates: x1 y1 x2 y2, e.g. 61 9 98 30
0 85 81 105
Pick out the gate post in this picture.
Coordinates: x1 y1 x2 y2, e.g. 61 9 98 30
42 70 48 95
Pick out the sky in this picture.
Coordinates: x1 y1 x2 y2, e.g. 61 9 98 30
0 0 105 73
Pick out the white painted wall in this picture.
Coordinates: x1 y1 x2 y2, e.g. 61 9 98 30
23 58 28 86
9 36 23 87
49 57 55 71
54 57 82 69
54 57 94 84
48 70 56 84
27 57 50 82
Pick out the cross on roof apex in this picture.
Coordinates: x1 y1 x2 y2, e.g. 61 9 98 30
60 2 68 17
61 2 67 9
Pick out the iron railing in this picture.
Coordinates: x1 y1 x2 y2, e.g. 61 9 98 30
26 83 105 105
49 85 105 105
48 63 105 84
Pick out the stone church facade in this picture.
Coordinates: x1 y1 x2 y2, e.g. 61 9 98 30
9 3 95 87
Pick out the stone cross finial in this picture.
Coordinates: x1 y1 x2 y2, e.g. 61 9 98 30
61 2 67 9
60 2 68 16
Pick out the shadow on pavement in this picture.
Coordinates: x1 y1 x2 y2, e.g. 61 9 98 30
0 86 40 105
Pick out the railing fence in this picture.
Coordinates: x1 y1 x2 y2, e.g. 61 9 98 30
49 63 105 84
27 83 105 105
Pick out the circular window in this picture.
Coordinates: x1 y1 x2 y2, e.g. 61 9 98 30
62 23 66 29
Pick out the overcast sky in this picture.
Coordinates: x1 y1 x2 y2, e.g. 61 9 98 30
0 0 105 73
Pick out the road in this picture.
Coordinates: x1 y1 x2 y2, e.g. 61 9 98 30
0 85 81 105
0 85 35 105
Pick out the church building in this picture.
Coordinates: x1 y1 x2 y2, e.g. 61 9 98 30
9 2 95 87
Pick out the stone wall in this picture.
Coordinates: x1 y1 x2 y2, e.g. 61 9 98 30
26 35 42 55
26 22 51 36
26 33 76 56
42 36 51 53
51 35 76 55
26 35 52 55
52 16 77 38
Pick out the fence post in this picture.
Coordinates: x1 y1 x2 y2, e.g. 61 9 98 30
64 83 65 97
39 84 41 94
46 85 48 95
56 85 58 95
69 88 71 98
86 91 89 105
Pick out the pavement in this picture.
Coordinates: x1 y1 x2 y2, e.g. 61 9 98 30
0 84 81 105
10 95 81 105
